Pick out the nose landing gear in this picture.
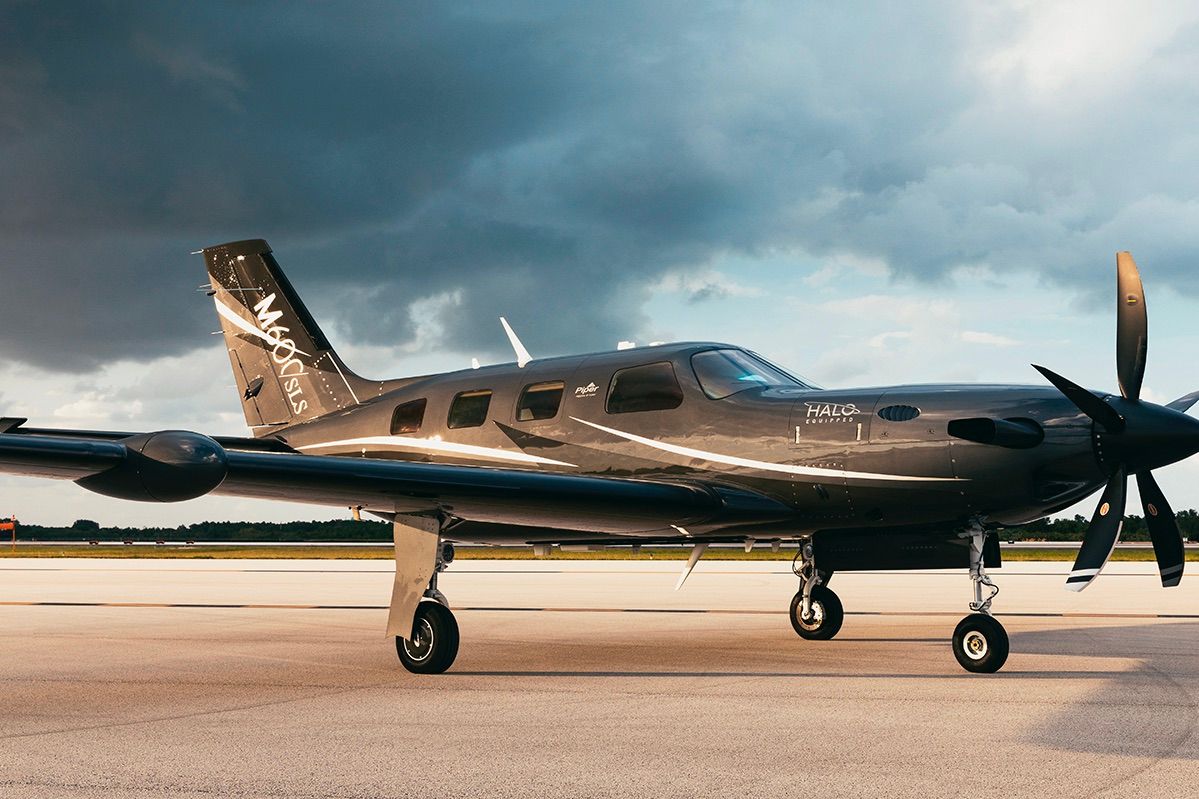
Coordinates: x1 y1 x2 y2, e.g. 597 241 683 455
789 540 844 640
952 527 1008 673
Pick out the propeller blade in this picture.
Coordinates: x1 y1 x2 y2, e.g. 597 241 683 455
1136 471 1184 588
1166 389 1199 413
1032 364 1125 433
1066 469 1127 592
1116 251 1148 401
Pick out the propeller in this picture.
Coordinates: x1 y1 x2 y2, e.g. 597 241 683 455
1034 252 1199 591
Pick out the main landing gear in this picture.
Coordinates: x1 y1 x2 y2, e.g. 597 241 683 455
396 541 459 674
951 527 1008 674
387 515 460 674
789 540 844 640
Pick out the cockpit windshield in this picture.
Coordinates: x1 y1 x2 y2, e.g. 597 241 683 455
690 349 818 399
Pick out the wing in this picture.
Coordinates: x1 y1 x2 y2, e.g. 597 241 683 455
0 427 794 537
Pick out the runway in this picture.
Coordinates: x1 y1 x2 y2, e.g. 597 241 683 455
2 560 1197 798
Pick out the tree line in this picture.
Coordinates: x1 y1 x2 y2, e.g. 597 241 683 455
10 512 1199 542
18 518 394 542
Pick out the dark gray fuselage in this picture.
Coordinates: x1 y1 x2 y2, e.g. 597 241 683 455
266 342 1105 543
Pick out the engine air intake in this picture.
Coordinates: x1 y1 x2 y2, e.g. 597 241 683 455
877 404 921 422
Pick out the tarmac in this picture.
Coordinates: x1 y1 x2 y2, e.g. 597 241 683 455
1 558 1197 798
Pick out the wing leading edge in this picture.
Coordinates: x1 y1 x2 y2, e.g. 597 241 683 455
0 429 794 536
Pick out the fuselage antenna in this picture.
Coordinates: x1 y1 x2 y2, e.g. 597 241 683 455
499 317 533 368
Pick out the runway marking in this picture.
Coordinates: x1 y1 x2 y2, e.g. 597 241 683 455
2 601 1198 619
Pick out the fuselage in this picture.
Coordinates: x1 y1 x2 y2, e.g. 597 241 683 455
265 342 1107 537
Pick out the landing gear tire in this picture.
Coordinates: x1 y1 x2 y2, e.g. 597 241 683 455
396 601 460 674
952 613 1008 674
790 585 844 640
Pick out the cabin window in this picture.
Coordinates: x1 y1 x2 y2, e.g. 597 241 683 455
390 398 427 434
606 362 684 414
448 390 492 429
690 348 805 399
517 381 565 421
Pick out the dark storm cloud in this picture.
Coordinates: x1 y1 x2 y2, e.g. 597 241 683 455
3 2 1199 370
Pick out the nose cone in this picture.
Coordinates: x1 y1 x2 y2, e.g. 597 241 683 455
1099 399 1199 473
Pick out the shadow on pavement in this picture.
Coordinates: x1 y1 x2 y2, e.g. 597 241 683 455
1010 621 1199 760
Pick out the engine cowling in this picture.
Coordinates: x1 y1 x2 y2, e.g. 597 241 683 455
76 431 228 502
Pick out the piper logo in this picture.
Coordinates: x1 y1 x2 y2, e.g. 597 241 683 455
575 382 599 397
253 293 309 415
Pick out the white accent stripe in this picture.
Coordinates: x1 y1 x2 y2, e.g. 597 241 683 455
570 417 965 483
1065 565 1103 592
213 298 311 357
1069 559 1103 590
297 436 576 467
1161 564 1184 577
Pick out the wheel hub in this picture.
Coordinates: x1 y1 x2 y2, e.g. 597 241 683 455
962 630 988 660
403 617 435 662
800 600 825 630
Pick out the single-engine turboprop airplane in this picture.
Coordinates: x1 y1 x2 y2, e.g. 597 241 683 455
2 241 1197 674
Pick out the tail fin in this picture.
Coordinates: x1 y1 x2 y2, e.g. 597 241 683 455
202 239 368 434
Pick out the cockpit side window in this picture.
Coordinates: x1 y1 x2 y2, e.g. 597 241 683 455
691 349 807 399
606 362 684 413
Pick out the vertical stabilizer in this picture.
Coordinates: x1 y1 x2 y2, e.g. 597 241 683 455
202 239 368 434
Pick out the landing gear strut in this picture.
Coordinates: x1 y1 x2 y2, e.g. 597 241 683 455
388 516 460 674
952 526 1008 673
789 539 844 640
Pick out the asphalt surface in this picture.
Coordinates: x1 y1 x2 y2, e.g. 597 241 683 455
13 540 1199 548
1 560 1197 798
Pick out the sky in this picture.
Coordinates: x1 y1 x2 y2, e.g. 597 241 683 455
4 1 1199 526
